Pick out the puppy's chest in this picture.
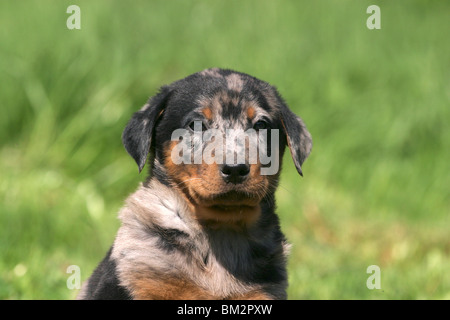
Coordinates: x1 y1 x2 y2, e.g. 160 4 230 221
162 230 264 295
114 190 287 299
130 226 280 299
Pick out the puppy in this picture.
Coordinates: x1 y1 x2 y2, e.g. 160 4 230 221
77 68 312 300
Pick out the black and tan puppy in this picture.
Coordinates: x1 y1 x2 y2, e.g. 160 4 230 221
78 68 312 300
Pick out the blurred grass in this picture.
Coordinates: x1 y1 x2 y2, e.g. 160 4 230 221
0 0 449 299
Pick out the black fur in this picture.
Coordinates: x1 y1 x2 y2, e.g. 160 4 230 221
81 247 132 300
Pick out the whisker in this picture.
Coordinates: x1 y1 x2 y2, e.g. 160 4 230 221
174 177 204 187
276 183 295 196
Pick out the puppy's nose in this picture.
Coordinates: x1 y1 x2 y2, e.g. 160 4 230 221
220 164 250 184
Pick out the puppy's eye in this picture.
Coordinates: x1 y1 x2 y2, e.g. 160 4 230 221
188 120 207 132
253 120 269 131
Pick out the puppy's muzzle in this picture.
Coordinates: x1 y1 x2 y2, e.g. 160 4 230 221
220 163 250 184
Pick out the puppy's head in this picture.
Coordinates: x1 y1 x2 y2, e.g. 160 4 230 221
122 68 312 225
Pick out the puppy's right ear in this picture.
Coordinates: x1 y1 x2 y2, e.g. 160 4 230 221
122 86 171 172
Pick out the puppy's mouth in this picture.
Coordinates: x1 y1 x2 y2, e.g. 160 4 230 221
192 190 261 208
189 190 262 226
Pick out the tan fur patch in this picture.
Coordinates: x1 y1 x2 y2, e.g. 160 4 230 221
246 106 256 120
228 290 274 300
131 276 216 300
194 204 261 228
163 140 199 206
130 275 274 300
202 107 213 120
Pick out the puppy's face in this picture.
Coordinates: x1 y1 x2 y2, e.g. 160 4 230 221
122 68 312 225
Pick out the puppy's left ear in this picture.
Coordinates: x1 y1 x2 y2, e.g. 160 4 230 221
122 86 172 172
279 103 312 177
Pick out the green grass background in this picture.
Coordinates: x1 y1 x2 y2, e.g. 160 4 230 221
0 0 448 299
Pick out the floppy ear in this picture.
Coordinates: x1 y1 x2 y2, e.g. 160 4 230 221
279 103 312 177
122 86 171 172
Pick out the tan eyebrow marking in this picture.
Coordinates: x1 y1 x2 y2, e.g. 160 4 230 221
202 107 213 120
247 106 256 120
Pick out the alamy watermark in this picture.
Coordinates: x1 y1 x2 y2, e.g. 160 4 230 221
66 5 81 30
366 5 381 30
170 121 280 175
366 265 381 290
66 265 81 290
66 5 381 31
